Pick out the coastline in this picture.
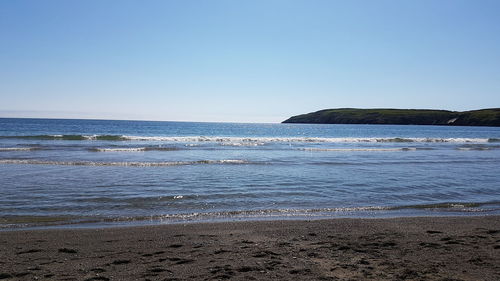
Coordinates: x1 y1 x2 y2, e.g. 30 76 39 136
3 203 499 231
1 216 499 280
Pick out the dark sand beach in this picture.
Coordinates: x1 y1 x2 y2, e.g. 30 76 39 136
1 216 499 281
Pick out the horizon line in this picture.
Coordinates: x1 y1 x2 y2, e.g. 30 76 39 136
0 116 282 125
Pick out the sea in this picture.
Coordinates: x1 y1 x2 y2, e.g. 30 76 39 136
1 118 500 229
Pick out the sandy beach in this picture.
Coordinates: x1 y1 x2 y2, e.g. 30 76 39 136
1 216 499 281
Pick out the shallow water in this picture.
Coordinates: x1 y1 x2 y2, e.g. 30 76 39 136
1 118 500 228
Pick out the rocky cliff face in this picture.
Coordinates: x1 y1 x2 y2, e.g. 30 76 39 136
283 108 500 127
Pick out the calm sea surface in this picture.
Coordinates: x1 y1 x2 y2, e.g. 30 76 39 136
1 118 500 229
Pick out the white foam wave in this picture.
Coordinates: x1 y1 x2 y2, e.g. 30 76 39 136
93 147 147 152
457 147 490 151
118 204 492 223
219 142 265 147
146 206 392 221
3 134 493 143
0 147 35 151
4 134 497 143
122 136 490 143
0 159 249 167
302 147 417 152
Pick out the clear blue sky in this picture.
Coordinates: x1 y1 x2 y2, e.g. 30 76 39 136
1 0 499 123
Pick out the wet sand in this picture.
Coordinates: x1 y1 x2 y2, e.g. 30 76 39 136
1 216 499 280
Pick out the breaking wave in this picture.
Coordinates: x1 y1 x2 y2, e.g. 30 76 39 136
0 134 496 143
0 159 250 167
139 207 392 221
457 147 491 151
3 202 497 228
301 147 420 152
138 203 496 221
0 135 127 141
456 144 500 151
0 147 38 151
120 136 493 143
89 147 179 152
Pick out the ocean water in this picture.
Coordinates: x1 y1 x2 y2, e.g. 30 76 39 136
1 118 500 229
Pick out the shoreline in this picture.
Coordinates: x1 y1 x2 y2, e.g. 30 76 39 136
1 216 499 280
2 208 499 232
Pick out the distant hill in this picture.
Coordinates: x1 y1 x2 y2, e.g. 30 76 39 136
282 108 500 127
